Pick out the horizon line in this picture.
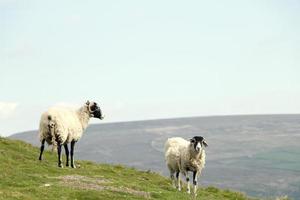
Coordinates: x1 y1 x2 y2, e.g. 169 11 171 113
8 112 300 136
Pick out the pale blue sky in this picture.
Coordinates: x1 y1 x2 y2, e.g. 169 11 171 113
1 0 300 136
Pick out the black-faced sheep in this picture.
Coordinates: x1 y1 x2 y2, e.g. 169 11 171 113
38 101 104 168
164 136 208 196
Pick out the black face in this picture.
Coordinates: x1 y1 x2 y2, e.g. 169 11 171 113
190 136 208 152
89 102 103 120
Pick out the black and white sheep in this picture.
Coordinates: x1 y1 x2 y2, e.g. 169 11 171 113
38 101 104 168
164 136 208 196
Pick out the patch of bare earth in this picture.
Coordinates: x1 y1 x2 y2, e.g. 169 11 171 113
58 175 150 199
59 175 106 190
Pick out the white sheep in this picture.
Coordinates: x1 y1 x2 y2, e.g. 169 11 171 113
164 136 208 196
38 101 104 168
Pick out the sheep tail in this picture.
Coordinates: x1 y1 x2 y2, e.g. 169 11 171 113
47 115 57 152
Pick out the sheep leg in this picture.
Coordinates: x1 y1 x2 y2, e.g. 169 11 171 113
186 172 191 194
181 171 190 193
57 143 63 168
38 139 46 160
70 140 76 168
192 171 198 196
169 172 176 188
64 144 69 167
175 171 181 191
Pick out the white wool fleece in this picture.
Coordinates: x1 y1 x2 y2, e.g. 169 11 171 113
165 137 206 174
39 105 91 146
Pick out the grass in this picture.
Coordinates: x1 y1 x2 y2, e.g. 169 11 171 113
0 137 259 200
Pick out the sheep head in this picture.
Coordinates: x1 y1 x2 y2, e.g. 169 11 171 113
190 136 208 153
86 101 104 120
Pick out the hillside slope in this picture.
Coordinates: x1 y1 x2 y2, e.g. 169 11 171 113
9 115 300 199
0 137 257 200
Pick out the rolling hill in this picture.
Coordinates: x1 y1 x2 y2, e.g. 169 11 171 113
9 114 300 199
0 137 257 200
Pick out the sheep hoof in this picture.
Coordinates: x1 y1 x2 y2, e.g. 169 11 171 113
71 164 76 169
187 190 191 194
58 164 63 168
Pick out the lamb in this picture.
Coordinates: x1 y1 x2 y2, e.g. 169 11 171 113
38 101 104 168
164 136 208 196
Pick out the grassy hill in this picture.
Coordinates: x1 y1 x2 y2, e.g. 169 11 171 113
10 115 300 199
0 137 262 200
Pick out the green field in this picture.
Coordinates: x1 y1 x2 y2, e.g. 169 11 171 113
0 137 261 200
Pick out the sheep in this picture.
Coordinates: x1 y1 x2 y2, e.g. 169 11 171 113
38 101 104 168
164 136 208 196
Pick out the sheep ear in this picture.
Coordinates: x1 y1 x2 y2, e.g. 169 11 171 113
203 140 208 147
86 100 90 105
190 138 195 143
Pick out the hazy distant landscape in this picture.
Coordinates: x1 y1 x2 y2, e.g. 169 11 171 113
10 114 300 199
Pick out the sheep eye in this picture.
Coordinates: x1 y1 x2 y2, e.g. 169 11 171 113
90 105 96 111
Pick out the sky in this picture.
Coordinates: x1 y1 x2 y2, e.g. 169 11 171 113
1 0 300 136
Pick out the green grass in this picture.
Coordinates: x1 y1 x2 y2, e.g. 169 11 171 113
0 137 257 200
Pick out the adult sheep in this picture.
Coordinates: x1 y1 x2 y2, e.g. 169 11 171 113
164 136 208 196
38 101 104 168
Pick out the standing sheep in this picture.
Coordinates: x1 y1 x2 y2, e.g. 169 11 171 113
164 136 208 196
38 101 104 168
